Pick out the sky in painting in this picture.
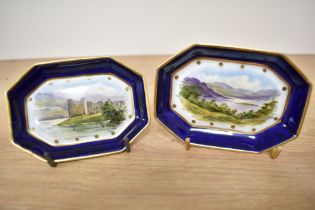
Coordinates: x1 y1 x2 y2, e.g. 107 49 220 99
192 64 278 91
34 75 129 102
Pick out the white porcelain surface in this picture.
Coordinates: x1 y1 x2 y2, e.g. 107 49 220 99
26 74 135 146
171 58 289 134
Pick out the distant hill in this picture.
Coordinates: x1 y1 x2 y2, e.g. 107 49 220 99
183 77 280 101
35 93 67 108
34 93 68 120
182 77 228 100
207 81 280 100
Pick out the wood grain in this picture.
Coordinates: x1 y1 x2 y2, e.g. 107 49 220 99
0 55 314 210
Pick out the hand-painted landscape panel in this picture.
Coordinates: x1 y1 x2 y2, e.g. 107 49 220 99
26 74 135 146
171 58 290 134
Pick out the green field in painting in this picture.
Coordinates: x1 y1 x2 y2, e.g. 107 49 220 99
181 98 268 125
58 113 105 126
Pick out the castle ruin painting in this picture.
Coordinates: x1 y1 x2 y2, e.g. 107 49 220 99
25 75 135 146
67 97 123 117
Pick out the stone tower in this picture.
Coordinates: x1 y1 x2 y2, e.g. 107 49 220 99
67 99 74 118
80 97 88 115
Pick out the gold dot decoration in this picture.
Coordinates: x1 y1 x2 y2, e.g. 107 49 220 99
219 62 223 67
94 135 99 139
174 75 179 80
111 131 115 135
75 137 79 141
31 127 35 131
282 87 287 91
210 122 214 126
263 68 267 73
29 98 32 102
274 117 279 121
125 87 129 91
231 125 235 129
240 65 245 69
108 77 111 80
128 115 133 119
54 139 59 144
196 60 201 65
172 104 176 108
49 82 53 85
252 128 256 132
192 120 196 124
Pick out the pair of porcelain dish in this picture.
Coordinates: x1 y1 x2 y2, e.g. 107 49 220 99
7 44 312 166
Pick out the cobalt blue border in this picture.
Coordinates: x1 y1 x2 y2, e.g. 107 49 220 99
7 58 149 161
156 45 311 152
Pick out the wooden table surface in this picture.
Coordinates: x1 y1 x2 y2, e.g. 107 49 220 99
0 55 314 210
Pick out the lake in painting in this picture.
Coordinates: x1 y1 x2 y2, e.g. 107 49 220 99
26 74 135 146
171 58 289 133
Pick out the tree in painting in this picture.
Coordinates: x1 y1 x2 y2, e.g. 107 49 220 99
178 77 279 125
102 100 126 123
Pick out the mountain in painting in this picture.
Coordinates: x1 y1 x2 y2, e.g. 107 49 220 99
182 77 228 100
207 82 280 100
35 93 67 107
35 93 61 100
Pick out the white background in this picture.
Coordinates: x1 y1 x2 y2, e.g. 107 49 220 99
0 0 314 60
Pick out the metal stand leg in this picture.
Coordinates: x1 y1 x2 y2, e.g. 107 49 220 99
185 137 190 151
43 152 57 167
269 146 282 159
124 137 130 153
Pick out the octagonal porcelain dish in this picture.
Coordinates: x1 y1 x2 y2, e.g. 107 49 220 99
7 57 149 164
155 44 311 156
